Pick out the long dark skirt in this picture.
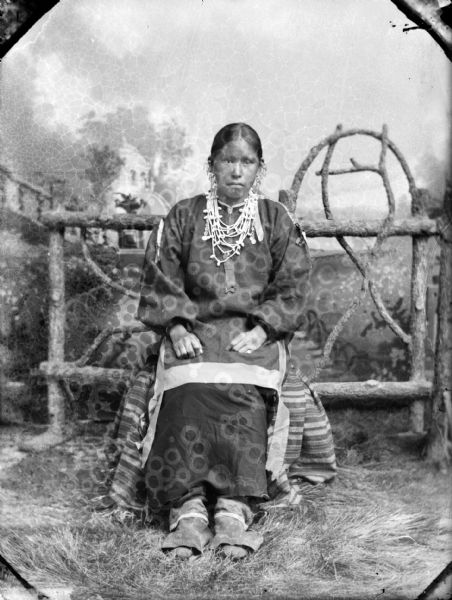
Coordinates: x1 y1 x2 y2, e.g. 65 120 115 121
144 382 270 512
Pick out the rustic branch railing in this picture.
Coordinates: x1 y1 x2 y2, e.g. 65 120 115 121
33 126 450 461
40 213 439 236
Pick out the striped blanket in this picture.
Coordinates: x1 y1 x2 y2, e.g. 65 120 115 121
105 356 336 513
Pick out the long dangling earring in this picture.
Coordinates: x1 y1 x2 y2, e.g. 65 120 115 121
253 162 267 193
206 160 217 196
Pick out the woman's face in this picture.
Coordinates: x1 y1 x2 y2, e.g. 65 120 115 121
211 138 261 203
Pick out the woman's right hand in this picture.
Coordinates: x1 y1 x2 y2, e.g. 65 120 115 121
168 324 203 359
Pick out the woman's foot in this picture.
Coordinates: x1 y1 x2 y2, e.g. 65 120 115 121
168 546 195 559
161 516 212 557
211 513 263 558
220 544 249 560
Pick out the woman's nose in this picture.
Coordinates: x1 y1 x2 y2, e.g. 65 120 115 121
231 162 243 176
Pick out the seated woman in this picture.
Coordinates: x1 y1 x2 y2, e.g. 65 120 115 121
105 122 336 559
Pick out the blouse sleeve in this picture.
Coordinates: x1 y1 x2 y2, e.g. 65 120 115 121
249 206 310 338
137 204 199 334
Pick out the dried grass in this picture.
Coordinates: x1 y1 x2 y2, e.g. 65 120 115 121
1 476 447 599
1 410 450 599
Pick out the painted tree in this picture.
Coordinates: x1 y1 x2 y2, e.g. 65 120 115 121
78 105 192 200
82 144 124 210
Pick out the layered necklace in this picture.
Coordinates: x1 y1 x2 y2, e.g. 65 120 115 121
202 181 261 266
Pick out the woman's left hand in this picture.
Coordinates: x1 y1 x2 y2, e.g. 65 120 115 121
228 324 267 354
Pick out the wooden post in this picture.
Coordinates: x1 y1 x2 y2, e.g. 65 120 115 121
19 226 67 452
408 189 430 433
424 191 452 467
47 227 66 438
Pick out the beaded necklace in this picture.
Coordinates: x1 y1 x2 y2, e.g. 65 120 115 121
202 184 260 266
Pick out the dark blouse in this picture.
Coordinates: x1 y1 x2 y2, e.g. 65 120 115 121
137 194 310 341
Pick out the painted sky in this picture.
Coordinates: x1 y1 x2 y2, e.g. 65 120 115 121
0 0 450 218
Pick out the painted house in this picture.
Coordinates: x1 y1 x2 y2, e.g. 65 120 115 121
104 142 171 257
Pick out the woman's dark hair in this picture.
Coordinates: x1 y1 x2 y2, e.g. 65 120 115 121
209 122 263 163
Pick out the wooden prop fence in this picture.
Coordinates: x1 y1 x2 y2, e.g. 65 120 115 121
36 126 451 461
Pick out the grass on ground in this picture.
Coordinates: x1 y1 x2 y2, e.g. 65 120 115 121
0 408 450 600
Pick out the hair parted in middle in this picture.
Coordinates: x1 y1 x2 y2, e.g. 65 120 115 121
208 123 264 165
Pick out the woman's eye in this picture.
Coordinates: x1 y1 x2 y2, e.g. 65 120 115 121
218 157 255 166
